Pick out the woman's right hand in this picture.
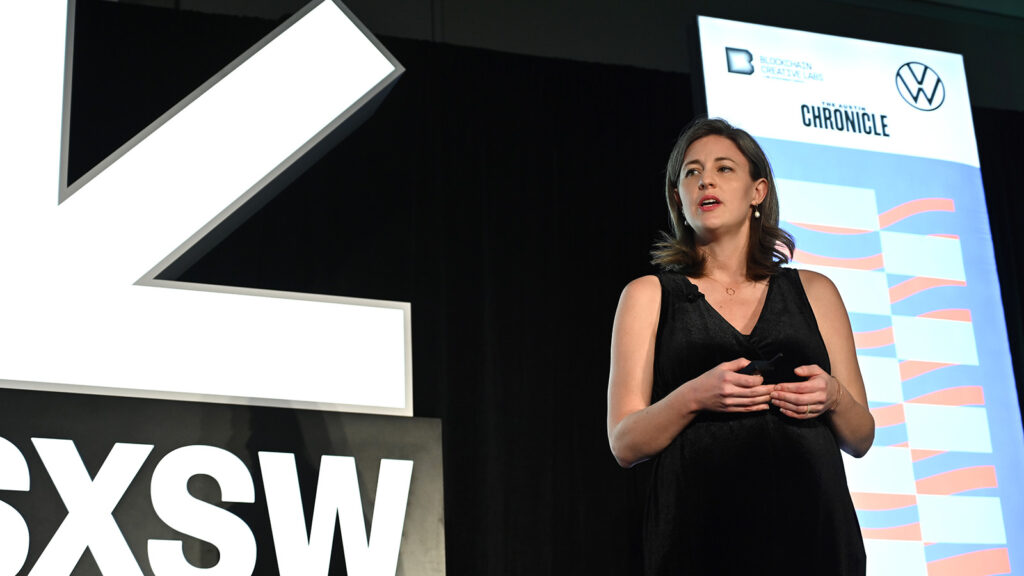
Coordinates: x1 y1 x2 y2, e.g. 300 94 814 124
685 358 774 413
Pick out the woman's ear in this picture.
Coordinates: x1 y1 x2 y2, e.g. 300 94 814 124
753 179 768 205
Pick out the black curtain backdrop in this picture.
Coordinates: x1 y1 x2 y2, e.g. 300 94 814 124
66 2 1024 574
177 35 682 575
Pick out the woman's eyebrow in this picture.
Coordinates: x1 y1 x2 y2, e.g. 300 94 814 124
684 156 736 166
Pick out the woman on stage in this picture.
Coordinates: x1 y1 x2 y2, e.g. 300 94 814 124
607 118 874 575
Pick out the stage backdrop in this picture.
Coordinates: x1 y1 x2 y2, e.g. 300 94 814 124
699 15 1024 575
2 1 1022 574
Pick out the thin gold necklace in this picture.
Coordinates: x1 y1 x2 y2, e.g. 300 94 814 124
703 274 750 296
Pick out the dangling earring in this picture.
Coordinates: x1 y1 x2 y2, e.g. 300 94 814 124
753 205 761 219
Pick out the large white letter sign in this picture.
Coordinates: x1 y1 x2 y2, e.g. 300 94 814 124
148 446 257 576
259 452 414 576
30 439 154 576
0 1 411 415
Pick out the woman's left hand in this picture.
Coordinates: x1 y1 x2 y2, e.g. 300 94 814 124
771 364 840 419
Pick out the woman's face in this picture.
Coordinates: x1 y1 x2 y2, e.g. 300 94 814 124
676 134 766 240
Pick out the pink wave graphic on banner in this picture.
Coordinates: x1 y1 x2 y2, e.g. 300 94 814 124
900 361 955 382
927 548 1010 576
871 403 906 427
907 386 985 406
918 309 972 322
890 277 967 303
878 198 955 228
855 326 895 349
851 492 917 511
793 249 884 270
912 449 946 462
916 465 998 495
862 523 922 540
787 222 873 235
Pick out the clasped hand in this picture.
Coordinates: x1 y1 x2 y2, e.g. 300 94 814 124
770 364 839 418
687 358 771 413
690 359 839 419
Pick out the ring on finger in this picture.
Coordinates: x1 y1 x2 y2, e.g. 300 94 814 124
804 404 811 415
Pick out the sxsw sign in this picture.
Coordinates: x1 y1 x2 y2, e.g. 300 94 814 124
0 391 445 576
0 2 444 576
0 433 413 576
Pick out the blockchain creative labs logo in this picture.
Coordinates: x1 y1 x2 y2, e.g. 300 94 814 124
895 62 945 111
725 47 824 83
726 47 755 75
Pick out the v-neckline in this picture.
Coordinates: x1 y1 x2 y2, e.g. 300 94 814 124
685 273 774 338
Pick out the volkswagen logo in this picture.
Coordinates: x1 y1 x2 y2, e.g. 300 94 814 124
895 62 945 111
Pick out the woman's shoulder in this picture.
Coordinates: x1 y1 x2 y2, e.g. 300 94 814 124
621 275 662 300
793 268 840 296
792 268 846 314
623 271 704 306
618 275 665 312
614 276 663 329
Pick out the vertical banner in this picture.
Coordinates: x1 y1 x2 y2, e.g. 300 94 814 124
699 16 1024 576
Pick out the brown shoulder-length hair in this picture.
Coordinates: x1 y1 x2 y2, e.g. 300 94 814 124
651 117 795 281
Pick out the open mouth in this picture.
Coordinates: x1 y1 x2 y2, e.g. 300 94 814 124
698 196 721 210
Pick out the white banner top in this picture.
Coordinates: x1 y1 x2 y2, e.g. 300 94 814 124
698 16 979 167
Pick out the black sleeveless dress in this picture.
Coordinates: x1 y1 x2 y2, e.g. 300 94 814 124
644 268 865 575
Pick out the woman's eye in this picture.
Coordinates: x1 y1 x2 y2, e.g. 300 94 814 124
718 166 732 173
684 168 699 177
